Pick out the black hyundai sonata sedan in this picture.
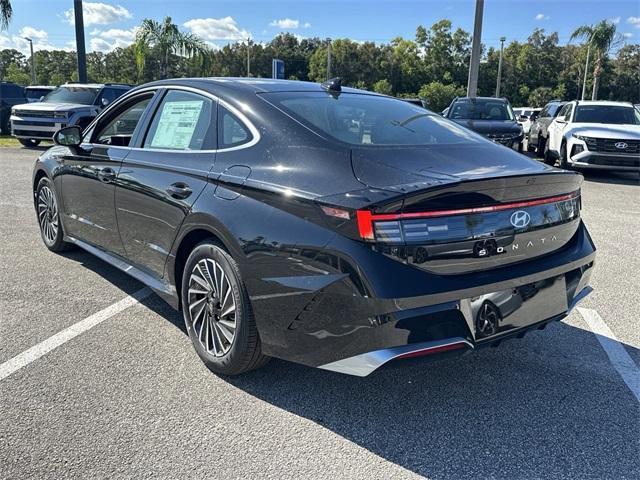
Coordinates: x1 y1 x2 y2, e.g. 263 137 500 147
32 78 596 376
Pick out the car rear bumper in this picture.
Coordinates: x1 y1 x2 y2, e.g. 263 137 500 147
247 221 596 375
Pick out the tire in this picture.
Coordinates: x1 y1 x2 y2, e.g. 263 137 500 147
536 135 546 158
526 137 535 152
19 138 41 148
543 141 556 166
181 241 269 376
35 177 73 252
559 142 571 170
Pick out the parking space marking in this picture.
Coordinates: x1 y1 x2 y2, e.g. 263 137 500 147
0 287 151 381
577 307 640 403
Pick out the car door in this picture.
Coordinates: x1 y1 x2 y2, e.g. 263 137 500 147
547 104 571 153
528 106 547 145
59 91 159 256
114 88 217 278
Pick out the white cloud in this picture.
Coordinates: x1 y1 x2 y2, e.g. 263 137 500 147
622 32 634 38
89 27 138 52
627 16 640 28
183 16 251 40
610 16 621 24
269 18 310 29
11 27 63 54
64 2 132 26
535 13 549 21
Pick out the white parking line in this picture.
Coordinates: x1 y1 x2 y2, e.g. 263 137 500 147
0 287 151 381
577 307 640 403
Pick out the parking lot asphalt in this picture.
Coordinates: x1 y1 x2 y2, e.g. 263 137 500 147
1 146 639 480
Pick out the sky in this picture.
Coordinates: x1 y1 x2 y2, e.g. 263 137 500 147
1 0 639 55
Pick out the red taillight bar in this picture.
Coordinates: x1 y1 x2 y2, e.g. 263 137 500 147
356 190 579 240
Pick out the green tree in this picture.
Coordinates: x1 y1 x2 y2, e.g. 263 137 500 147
135 16 210 80
418 81 465 112
0 0 12 30
4 62 29 85
571 20 619 99
372 79 392 95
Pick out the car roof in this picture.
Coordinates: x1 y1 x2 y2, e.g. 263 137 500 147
454 96 508 102
136 77 380 95
25 85 56 89
570 100 634 107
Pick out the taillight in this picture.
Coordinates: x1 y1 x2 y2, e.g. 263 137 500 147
356 210 374 240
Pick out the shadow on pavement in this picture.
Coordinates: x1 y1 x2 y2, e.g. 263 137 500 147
580 169 639 186
224 322 640 479
58 239 640 479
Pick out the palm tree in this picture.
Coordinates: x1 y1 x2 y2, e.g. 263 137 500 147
135 16 210 80
1 0 12 30
570 20 619 100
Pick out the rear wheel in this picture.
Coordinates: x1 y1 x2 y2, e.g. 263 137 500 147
19 138 41 148
559 142 571 170
543 141 556 166
181 241 269 376
35 177 73 252
536 135 546 158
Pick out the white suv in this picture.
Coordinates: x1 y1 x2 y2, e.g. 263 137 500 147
545 100 640 172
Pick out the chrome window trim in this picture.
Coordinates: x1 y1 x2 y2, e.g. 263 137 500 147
109 84 261 154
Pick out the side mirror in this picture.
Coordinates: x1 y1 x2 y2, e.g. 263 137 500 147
39 95 45 102
518 115 528 122
555 116 566 124
53 125 82 147
101 98 110 107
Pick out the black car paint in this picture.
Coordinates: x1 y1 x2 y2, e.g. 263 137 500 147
33 79 595 374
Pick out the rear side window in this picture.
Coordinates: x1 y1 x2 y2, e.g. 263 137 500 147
218 105 252 148
262 92 484 146
549 104 563 117
144 90 215 150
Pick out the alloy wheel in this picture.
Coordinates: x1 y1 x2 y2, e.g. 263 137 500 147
188 258 237 357
37 185 59 245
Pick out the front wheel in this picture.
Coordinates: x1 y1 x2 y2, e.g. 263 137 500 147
536 135 546 158
181 242 270 376
19 138 41 148
35 177 73 252
559 142 571 170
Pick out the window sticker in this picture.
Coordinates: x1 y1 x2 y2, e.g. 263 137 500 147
150 100 204 149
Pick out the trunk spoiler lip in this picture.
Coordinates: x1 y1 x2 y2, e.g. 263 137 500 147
360 190 580 222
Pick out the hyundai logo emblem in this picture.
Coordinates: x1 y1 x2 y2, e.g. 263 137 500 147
510 210 531 228
615 142 628 149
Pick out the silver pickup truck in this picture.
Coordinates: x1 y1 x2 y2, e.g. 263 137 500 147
11 83 131 147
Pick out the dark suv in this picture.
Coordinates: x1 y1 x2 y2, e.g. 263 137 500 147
11 83 132 147
0 81 26 134
445 96 524 152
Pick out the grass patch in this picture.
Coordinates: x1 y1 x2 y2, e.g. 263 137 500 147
0 135 20 147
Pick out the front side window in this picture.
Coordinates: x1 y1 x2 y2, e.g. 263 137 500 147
219 105 251 148
549 104 564 117
574 105 640 125
93 95 153 146
42 86 100 105
448 99 514 121
144 90 214 150
262 92 483 146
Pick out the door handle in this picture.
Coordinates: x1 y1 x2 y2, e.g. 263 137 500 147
98 167 116 183
166 182 193 199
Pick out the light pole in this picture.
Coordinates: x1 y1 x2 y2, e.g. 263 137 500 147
326 39 332 79
24 37 36 84
495 36 506 97
74 0 87 83
467 0 484 97
246 37 251 77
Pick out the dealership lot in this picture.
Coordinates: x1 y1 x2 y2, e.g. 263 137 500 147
0 147 638 479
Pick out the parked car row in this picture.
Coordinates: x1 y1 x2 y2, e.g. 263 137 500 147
10 82 132 147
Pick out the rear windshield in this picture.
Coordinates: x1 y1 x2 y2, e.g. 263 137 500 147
42 86 100 105
574 105 640 125
261 92 484 146
448 98 514 121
